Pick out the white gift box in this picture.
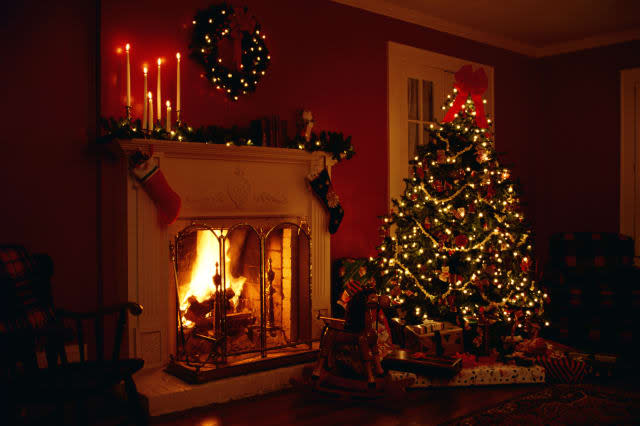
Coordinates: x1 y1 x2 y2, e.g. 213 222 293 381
390 363 545 388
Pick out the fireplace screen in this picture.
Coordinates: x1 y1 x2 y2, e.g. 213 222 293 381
170 221 312 368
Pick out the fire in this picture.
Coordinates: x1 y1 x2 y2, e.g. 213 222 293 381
179 230 247 328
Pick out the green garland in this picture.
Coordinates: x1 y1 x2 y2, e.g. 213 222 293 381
190 3 270 101
98 117 355 162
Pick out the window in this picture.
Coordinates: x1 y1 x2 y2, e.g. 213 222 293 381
387 42 494 207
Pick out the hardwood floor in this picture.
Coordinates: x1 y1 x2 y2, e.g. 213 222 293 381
151 384 544 426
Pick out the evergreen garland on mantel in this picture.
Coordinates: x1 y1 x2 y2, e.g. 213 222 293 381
99 116 355 162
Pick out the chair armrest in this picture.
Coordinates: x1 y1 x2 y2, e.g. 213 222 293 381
57 302 143 319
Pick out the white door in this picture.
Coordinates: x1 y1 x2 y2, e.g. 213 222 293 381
620 68 640 264
388 42 494 207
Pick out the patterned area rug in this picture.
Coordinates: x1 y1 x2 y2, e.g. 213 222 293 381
446 384 640 425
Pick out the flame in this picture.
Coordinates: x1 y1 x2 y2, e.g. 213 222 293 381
179 230 247 328
125 43 130 51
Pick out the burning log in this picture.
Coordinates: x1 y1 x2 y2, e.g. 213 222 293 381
184 295 215 329
183 288 237 329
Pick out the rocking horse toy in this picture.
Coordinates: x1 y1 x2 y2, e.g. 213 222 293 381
309 283 411 396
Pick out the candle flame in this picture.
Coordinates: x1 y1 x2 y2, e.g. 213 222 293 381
157 58 162 66
176 52 181 59
166 100 171 107
143 66 148 74
148 91 153 99
125 43 130 51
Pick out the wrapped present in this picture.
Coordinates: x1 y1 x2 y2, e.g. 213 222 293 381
405 322 463 356
536 354 589 384
390 362 545 388
382 349 462 377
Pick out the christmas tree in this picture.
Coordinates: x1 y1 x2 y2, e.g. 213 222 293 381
377 65 548 334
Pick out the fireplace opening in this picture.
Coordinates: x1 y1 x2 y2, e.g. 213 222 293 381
168 219 314 383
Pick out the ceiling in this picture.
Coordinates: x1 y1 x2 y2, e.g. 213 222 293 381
332 0 640 56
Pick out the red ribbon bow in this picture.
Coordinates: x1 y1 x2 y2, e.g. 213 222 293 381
229 7 256 71
442 65 488 128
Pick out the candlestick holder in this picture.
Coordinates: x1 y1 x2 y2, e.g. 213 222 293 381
176 110 182 125
125 105 132 121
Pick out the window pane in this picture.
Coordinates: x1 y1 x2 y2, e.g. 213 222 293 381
409 122 419 161
422 80 434 122
408 78 419 120
423 124 434 148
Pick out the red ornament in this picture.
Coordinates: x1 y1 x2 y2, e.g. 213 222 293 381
454 234 469 248
437 150 446 164
434 180 444 193
423 217 431 230
520 257 531 273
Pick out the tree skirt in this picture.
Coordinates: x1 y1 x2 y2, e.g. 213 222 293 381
444 384 640 425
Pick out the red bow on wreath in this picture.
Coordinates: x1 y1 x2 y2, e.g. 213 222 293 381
442 65 489 128
221 7 256 71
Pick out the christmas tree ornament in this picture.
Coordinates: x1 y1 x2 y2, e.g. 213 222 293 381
129 149 181 225
307 167 344 234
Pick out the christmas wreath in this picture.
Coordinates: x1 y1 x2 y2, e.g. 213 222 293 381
190 3 270 101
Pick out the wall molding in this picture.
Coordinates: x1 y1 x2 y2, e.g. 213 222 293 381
332 0 640 57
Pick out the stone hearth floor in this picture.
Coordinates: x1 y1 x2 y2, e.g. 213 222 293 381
136 342 319 416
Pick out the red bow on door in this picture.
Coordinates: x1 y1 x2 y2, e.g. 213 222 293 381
442 65 489 128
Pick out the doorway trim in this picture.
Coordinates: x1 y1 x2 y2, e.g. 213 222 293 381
620 67 640 264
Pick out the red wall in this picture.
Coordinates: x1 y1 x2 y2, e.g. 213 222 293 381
101 0 538 261
534 40 640 262
6 0 632 314
0 1 98 309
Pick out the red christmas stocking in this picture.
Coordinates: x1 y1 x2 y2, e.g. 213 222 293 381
131 153 181 225
307 167 343 234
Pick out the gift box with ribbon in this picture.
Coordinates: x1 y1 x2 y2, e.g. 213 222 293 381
404 322 463 356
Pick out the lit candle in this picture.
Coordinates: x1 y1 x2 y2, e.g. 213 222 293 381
142 66 148 130
176 52 181 122
166 100 171 132
148 91 154 131
125 44 131 111
156 58 162 121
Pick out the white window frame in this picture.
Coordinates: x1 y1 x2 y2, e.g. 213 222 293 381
620 68 640 265
387 41 494 210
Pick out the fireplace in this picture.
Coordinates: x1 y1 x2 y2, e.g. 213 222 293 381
116 139 332 394
166 218 313 381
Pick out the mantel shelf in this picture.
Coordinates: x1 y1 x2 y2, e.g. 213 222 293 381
116 139 337 169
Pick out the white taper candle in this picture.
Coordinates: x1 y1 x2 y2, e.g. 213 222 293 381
142 66 148 130
148 92 154 131
125 44 131 110
156 58 162 121
166 101 171 132
176 52 181 122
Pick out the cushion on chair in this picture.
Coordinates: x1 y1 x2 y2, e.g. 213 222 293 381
0 245 56 342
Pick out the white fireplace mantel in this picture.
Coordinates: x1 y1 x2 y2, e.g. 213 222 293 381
118 139 334 368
